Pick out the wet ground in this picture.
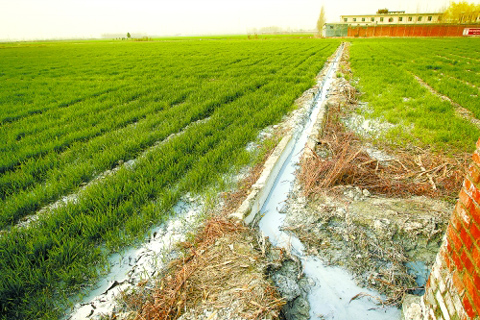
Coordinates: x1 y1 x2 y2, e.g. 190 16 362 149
282 183 452 305
67 195 206 320
256 43 406 319
257 42 453 319
272 44 454 319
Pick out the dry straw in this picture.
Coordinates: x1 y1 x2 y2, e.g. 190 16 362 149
300 114 467 201
129 217 284 320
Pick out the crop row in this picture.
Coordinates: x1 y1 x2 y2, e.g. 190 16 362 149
0 38 340 319
358 39 480 120
349 38 480 152
398 39 480 119
0 40 335 229
0 79 269 229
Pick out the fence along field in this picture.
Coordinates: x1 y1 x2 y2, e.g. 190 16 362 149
0 38 340 319
349 38 480 152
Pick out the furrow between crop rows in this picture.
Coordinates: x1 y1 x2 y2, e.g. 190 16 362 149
411 73 480 130
0 79 273 228
349 39 480 152
0 38 340 319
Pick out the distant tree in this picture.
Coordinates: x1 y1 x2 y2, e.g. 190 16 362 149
127 32 131 39
443 1 480 23
316 5 326 36
259 26 283 34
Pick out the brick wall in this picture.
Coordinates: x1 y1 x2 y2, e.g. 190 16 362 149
347 24 479 38
423 139 480 319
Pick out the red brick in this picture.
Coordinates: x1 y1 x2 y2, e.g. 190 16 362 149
473 246 480 268
452 248 464 271
453 270 466 295
447 235 454 250
449 225 463 252
463 177 480 205
463 295 475 318
464 272 473 295
459 189 474 211
471 190 480 208
467 164 480 184
460 228 474 250
471 201 480 227
464 178 473 193
446 243 454 269
473 151 480 166
471 190 480 209
464 273 480 306
452 208 464 231
474 273 480 292
469 283 480 315
442 249 453 271
462 296 475 318
471 223 480 246
461 251 475 275
461 203 474 226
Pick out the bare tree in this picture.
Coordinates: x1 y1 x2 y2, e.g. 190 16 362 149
316 6 326 37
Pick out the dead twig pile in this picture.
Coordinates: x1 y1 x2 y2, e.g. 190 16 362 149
301 116 468 201
129 217 284 320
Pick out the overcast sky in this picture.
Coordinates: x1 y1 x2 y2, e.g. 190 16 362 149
1 0 478 40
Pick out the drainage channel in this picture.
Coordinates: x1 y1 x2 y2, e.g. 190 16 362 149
258 43 401 319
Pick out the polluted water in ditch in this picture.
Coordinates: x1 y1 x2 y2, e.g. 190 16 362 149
258 43 401 320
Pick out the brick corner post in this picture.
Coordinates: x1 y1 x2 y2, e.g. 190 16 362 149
423 138 480 319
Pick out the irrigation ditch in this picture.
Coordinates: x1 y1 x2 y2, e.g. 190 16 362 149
66 42 465 320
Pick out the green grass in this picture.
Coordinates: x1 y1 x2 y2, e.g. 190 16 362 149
349 38 480 153
3 36 479 320
0 37 340 319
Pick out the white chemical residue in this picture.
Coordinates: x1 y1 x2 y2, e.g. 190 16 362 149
258 43 401 320
67 196 204 320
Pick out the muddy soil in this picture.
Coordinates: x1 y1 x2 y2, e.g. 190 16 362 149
277 43 455 310
270 259 313 320
283 183 452 304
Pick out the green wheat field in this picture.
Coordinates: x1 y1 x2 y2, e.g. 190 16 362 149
1 36 479 319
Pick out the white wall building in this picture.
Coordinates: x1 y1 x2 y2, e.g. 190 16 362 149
341 10 443 26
